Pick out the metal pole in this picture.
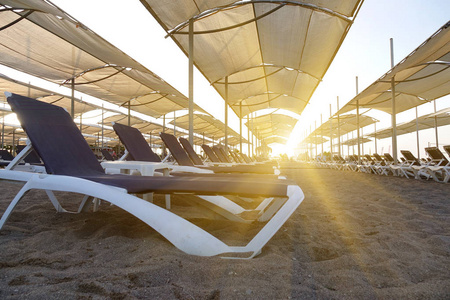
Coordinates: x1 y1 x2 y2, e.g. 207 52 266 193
225 76 228 150
101 104 104 149
329 103 333 156
356 76 361 164
1 111 4 149
71 79 75 119
239 103 242 153
337 96 341 157
374 123 377 154
415 107 420 159
320 114 323 155
128 101 131 126
247 114 250 155
434 100 438 147
173 111 176 137
188 18 194 145
390 38 398 163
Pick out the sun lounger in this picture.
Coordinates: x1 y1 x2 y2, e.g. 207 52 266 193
399 150 428 179
202 144 222 163
161 132 278 175
0 93 304 258
423 147 449 182
100 149 115 161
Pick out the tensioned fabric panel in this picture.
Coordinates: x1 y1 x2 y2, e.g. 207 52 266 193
0 74 95 117
0 0 199 118
310 114 377 138
140 0 363 118
338 22 450 115
367 108 450 139
246 113 298 139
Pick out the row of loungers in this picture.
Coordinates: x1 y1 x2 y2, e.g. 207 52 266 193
314 147 450 183
0 93 305 259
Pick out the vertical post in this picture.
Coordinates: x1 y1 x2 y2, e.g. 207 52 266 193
239 103 242 153
390 38 398 163
1 111 4 149
320 114 323 155
79 109 83 135
337 96 341 157
162 114 166 156
101 104 104 149
12 129 15 154
415 107 420 159
374 122 377 154
128 101 131 126
434 100 438 147
356 76 361 164
329 103 333 157
188 18 194 145
71 78 75 119
224 76 228 150
314 121 317 157
150 131 152 148
247 114 250 155
173 111 176 137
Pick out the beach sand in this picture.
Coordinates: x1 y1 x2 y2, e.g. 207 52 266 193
0 167 449 299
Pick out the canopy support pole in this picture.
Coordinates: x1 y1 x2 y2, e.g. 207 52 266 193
390 38 398 164
374 123 377 154
79 112 83 135
173 111 176 137
101 104 104 149
224 76 228 150
188 18 194 145
320 114 323 155
1 111 4 149
247 114 250 155
128 101 131 126
239 103 242 153
71 79 75 119
329 104 333 157
337 96 341 157
415 107 420 159
314 122 317 158
356 76 361 164
12 129 15 153
434 100 438 147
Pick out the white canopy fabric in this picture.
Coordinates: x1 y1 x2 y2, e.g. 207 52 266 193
0 73 96 117
341 137 371 146
309 114 377 138
245 113 298 139
0 0 204 118
367 107 450 140
170 113 243 141
338 21 450 115
139 0 363 144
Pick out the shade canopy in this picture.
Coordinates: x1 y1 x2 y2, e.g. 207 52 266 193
338 21 450 116
341 137 371 146
367 107 450 139
140 0 363 117
170 113 244 141
310 114 377 138
246 113 298 140
0 0 204 118
0 73 96 117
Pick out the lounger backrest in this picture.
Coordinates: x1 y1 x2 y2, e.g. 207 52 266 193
101 149 115 161
112 123 161 162
240 153 252 163
384 153 394 162
425 147 449 166
178 137 204 165
212 146 231 163
159 132 194 166
16 144 42 164
7 93 104 176
444 145 450 157
0 149 14 161
400 150 421 166
201 145 221 163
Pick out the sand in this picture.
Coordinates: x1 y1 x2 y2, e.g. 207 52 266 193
0 167 449 299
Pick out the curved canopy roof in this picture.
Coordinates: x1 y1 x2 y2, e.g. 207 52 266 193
367 107 450 140
245 113 298 140
0 73 96 117
338 21 450 116
140 0 363 117
170 113 244 141
0 0 204 118
309 113 377 138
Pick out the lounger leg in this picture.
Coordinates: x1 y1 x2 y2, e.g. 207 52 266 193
45 190 68 213
0 181 32 230
78 195 95 213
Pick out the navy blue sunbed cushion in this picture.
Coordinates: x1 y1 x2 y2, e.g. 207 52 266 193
113 123 161 162
179 137 204 165
160 132 194 166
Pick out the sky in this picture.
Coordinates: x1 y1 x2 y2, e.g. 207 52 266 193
2 0 450 157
